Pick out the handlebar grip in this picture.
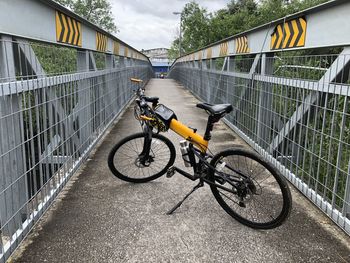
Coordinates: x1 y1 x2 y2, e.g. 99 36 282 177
130 78 143 83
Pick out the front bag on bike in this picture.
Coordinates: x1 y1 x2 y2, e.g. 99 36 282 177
152 104 177 131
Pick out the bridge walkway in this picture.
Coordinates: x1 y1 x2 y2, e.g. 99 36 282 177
12 79 350 263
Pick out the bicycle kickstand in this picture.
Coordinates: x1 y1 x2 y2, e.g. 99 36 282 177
166 182 204 215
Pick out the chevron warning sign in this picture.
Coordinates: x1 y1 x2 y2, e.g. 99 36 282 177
235 36 250 54
206 48 212 59
96 32 107 52
271 17 307 50
219 42 229 57
56 11 82 46
124 47 129 57
198 51 202 60
113 41 120 55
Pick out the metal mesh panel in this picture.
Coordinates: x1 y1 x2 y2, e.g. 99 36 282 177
169 50 350 235
0 38 153 260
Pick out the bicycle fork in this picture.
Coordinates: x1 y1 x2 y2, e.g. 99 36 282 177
138 129 153 166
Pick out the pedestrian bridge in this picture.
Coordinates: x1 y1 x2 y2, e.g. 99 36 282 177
0 0 350 262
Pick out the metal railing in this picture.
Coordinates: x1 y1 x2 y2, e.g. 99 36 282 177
0 1 153 261
169 1 350 235
170 50 350 236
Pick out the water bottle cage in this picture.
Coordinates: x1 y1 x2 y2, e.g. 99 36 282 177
182 152 191 162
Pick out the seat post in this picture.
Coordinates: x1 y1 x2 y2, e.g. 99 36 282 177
204 115 218 141
203 114 223 141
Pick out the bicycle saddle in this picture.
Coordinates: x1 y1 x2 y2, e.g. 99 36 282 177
144 96 159 103
196 103 233 116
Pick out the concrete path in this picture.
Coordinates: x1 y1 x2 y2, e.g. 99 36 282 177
12 79 350 263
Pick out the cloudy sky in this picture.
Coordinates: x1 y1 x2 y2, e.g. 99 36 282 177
110 0 230 51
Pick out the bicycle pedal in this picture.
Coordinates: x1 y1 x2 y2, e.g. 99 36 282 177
166 166 176 178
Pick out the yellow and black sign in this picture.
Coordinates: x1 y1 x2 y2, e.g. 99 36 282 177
235 36 250 54
271 17 307 50
96 32 107 52
219 42 229 56
197 51 202 60
206 48 212 59
113 41 120 55
56 11 82 46
124 47 129 57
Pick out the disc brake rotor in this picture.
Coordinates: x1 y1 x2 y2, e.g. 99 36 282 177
135 155 154 167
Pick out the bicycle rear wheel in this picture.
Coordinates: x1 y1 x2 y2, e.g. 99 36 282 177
108 132 176 183
208 148 291 229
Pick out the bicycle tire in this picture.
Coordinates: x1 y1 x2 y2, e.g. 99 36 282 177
208 148 292 229
108 132 176 183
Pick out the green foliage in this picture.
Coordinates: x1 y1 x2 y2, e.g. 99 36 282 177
31 44 77 75
181 2 210 53
214 58 225 70
55 0 117 33
168 38 181 60
169 2 210 58
93 52 106 70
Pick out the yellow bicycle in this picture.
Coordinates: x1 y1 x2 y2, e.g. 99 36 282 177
108 78 292 229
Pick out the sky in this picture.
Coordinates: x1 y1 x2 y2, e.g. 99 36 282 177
110 0 231 51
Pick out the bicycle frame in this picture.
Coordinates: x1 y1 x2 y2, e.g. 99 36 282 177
169 119 208 153
137 99 245 191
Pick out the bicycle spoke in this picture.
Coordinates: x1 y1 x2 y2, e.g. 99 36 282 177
210 150 290 228
110 134 174 181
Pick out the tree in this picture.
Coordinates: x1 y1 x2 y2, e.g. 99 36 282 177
227 0 257 14
180 2 210 53
208 0 258 42
55 0 117 33
168 37 181 60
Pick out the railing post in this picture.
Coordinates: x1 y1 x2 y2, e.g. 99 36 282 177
207 59 214 102
228 57 235 72
77 51 91 152
256 53 274 149
105 54 114 121
344 160 350 220
0 36 28 240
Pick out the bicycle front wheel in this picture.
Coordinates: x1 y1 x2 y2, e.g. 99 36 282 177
209 148 292 229
108 132 176 183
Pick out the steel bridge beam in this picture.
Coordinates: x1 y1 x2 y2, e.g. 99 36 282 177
0 0 148 62
172 0 350 62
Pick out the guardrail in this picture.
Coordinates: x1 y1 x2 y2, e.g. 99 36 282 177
169 0 350 235
0 1 153 261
